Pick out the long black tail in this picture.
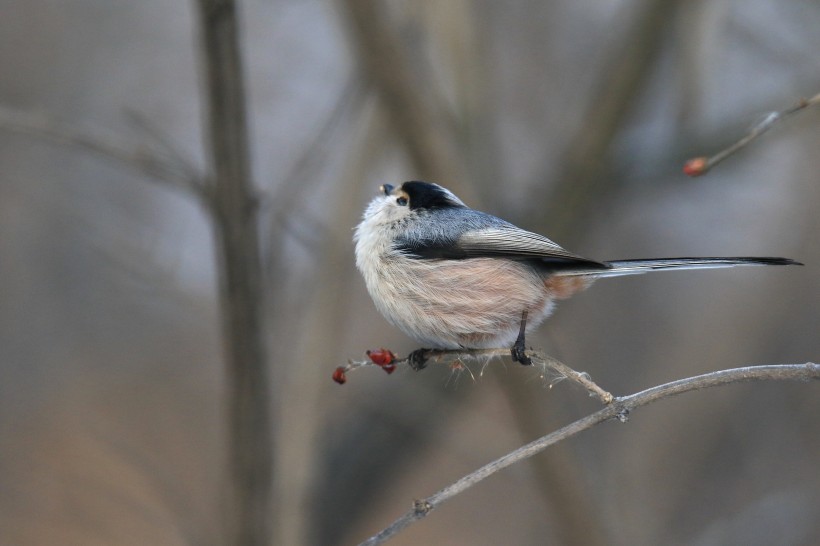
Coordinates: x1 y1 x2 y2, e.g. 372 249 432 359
556 257 802 278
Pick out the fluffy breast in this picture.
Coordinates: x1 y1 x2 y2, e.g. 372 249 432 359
357 241 556 348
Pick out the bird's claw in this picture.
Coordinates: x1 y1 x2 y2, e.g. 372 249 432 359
408 349 430 371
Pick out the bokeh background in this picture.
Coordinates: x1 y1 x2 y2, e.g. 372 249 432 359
1 1 818 545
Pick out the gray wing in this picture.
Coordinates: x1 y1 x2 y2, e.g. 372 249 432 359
456 226 607 268
395 210 607 270
457 227 579 260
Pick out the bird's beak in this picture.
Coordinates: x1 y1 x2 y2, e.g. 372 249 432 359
380 184 394 196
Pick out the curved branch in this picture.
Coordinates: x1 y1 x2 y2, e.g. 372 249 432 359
359 362 819 546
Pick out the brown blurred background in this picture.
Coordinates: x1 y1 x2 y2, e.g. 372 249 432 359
0 1 818 545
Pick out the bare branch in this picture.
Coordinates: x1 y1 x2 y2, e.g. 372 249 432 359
0 105 207 202
684 92 820 176
359 362 819 546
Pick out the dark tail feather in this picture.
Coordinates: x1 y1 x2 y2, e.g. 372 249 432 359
556 257 802 278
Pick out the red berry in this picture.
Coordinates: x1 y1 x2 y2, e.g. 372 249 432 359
332 367 347 385
382 363 396 374
366 348 396 366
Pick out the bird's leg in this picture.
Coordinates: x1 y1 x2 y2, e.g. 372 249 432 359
510 310 532 366
408 348 430 371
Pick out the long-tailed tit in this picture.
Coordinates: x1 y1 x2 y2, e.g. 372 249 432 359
354 181 800 364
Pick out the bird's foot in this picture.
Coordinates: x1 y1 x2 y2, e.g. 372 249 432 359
408 348 430 371
510 310 532 366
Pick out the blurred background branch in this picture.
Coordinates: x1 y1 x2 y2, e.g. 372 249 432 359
0 105 205 200
339 0 474 202
196 0 272 545
537 0 686 239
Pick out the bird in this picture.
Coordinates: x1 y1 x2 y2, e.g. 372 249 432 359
354 181 801 366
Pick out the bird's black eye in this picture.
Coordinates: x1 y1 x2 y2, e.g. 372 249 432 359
396 197 408 206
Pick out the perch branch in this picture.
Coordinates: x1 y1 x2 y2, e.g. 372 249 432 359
340 347 613 404
359 362 819 546
684 92 820 176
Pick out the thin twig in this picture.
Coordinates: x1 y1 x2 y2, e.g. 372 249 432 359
539 355 614 404
683 92 820 176
0 105 207 202
359 362 819 546
341 347 613 404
